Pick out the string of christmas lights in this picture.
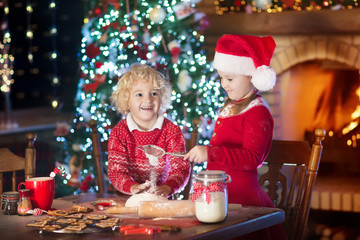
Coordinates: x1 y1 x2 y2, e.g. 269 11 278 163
0 0 17 129
49 0 60 109
215 0 359 14
0 0 14 94
26 0 34 63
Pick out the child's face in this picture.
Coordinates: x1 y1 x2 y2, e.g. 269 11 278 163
218 70 253 101
127 79 161 130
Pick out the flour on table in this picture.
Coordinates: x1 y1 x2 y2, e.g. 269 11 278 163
125 192 168 207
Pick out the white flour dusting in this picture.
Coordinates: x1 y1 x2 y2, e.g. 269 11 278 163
145 152 159 166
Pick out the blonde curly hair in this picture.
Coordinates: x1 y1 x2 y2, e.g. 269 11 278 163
111 64 171 114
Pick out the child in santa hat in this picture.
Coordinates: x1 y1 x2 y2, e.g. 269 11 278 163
185 35 287 240
108 63 190 197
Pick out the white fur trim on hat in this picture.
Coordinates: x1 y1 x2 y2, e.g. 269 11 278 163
213 51 256 76
251 65 276 91
213 34 277 92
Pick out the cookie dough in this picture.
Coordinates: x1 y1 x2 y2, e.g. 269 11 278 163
125 192 168 207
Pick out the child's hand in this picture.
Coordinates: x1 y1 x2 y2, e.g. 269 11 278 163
184 146 208 164
130 180 151 194
147 184 171 197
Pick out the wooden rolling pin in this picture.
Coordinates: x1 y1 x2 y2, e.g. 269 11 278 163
107 200 195 218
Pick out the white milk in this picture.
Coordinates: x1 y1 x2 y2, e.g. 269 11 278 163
195 191 228 223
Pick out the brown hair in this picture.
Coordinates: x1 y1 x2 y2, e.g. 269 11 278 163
220 91 258 116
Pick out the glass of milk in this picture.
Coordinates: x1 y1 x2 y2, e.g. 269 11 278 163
191 170 231 223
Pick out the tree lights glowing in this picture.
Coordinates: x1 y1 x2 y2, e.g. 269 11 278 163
54 0 223 195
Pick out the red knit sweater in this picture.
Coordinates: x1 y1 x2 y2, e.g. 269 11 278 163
207 95 287 240
207 95 274 206
108 118 190 195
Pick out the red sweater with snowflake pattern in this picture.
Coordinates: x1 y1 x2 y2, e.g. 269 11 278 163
108 118 190 195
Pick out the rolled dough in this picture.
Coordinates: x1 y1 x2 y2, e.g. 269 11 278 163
125 192 168 207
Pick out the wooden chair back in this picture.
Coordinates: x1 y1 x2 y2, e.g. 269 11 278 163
181 118 200 200
89 119 107 194
258 128 326 240
0 132 37 194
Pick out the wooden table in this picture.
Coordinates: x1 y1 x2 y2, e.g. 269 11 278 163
0 192 284 240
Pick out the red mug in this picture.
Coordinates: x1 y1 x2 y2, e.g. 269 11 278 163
18 177 55 210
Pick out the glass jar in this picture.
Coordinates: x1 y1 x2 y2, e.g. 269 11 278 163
1 191 20 215
17 189 32 216
191 170 231 223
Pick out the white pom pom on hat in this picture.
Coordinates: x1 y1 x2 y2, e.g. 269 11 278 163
213 34 277 91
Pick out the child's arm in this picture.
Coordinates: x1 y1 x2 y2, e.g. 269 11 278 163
107 124 137 195
184 146 208 164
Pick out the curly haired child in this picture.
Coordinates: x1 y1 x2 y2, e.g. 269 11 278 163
108 63 190 197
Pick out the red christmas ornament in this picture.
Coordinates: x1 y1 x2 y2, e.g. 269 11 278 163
119 25 127 32
106 0 120 10
112 22 119 29
93 7 102 16
80 72 87 79
93 74 106 83
86 43 101 59
79 174 94 192
282 0 295 8
95 62 103 68
113 3 120 10
139 50 148 60
132 45 147 60
234 0 242 7
123 40 135 48
102 25 110 31
84 81 100 94
170 46 181 63
132 18 138 25
171 47 181 56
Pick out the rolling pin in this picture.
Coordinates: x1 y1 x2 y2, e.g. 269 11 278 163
107 200 195 218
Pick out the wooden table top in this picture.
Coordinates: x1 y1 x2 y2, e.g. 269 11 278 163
0 192 285 240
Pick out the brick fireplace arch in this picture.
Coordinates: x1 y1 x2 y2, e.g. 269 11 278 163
271 35 360 74
265 35 360 139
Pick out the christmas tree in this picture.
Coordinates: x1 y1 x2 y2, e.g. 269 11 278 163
54 0 224 196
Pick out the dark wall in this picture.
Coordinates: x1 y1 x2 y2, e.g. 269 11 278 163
2 0 85 112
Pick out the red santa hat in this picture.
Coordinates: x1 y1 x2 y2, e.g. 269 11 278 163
213 34 276 91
